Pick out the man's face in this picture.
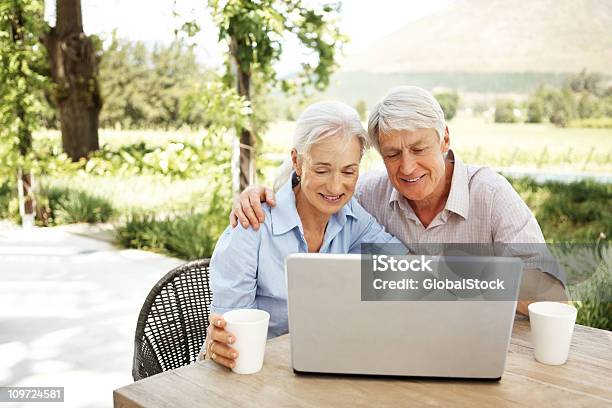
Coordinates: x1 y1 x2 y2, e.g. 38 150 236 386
378 127 450 202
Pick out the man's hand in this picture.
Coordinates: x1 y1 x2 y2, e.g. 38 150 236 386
229 185 276 230
517 269 569 316
206 314 239 369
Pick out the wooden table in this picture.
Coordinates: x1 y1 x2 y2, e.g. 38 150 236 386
114 317 612 407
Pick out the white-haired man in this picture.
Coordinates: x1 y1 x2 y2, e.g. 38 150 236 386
228 86 567 315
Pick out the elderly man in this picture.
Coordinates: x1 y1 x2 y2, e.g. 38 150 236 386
229 86 567 315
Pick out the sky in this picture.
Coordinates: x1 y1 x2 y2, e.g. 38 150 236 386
44 0 456 74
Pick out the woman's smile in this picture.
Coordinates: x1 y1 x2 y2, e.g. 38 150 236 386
319 193 345 203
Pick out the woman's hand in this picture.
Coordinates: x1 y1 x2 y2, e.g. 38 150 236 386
206 314 239 369
229 185 276 230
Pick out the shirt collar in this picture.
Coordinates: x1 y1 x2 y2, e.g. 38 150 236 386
387 149 469 220
389 187 419 221
270 175 357 236
270 178 301 235
444 150 470 220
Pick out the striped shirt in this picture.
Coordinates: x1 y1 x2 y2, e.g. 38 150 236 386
355 150 565 284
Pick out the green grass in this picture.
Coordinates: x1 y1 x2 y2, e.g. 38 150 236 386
449 117 612 173
34 128 207 149
45 175 218 214
569 117 612 129
261 117 612 177
35 117 612 184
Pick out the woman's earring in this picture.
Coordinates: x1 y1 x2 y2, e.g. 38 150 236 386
292 172 301 187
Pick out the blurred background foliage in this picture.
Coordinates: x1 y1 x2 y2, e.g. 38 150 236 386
1 1 610 330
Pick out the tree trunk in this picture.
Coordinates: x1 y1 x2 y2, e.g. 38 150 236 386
230 37 255 191
10 6 35 219
44 0 101 161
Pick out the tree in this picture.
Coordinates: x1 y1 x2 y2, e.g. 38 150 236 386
525 98 544 123
494 99 517 123
97 37 149 129
549 88 576 128
568 69 604 96
207 0 346 191
44 0 102 161
434 91 459 121
577 92 598 119
0 0 48 224
98 37 216 129
354 99 367 121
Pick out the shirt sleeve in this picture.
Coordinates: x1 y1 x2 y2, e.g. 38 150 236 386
209 224 262 315
490 178 566 286
347 199 407 254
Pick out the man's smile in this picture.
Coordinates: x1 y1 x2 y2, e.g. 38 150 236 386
400 174 426 184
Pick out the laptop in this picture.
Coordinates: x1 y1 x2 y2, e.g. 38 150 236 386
285 253 522 380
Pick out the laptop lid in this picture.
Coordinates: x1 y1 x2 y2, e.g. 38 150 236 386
286 254 522 379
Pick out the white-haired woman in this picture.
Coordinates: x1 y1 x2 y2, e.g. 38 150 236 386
202 101 405 369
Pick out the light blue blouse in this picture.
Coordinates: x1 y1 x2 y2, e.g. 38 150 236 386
210 179 405 338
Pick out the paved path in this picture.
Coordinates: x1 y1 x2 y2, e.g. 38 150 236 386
0 225 184 407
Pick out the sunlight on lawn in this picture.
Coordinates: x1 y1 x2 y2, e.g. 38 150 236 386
263 117 612 175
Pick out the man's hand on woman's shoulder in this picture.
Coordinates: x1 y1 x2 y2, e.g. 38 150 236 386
230 185 277 230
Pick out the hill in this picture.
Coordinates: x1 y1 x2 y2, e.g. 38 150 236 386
342 0 612 74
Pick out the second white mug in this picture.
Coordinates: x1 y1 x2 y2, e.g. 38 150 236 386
528 301 577 365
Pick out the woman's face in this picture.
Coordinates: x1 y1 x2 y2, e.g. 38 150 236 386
294 134 362 216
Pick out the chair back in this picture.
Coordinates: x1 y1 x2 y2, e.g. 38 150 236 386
132 259 212 380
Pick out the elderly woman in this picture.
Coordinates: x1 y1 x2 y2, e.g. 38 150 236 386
202 101 405 369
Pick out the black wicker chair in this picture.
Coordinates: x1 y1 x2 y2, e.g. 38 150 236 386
132 259 212 381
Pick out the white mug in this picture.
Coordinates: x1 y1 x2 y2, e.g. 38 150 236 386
528 302 577 365
223 309 270 374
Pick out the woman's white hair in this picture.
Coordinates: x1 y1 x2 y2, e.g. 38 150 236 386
367 86 446 152
273 101 368 191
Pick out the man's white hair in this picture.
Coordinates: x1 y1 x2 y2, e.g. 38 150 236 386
273 101 368 191
367 86 446 152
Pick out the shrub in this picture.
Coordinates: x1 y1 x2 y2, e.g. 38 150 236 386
0 180 19 223
569 247 612 330
115 179 231 260
568 69 604 95
37 186 115 225
577 92 599 119
435 91 459 121
509 178 612 243
525 98 544 123
472 101 489 116
494 99 517 123
116 210 228 260
600 95 612 117
0 180 117 225
509 177 611 330
29 133 232 180
549 88 577 127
